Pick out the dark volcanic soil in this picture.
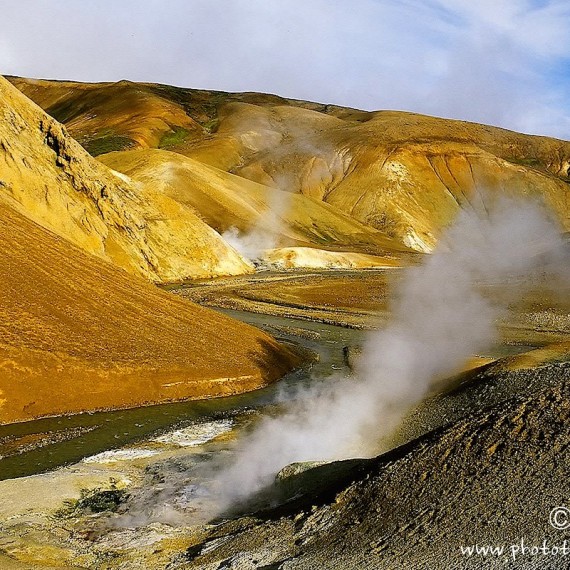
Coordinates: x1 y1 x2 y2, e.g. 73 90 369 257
179 363 570 569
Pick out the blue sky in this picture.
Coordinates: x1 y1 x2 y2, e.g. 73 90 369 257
0 0 569 139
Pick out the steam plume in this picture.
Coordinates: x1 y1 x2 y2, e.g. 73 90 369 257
221 177 293 263
222 225 278 263
211 195 567 510
115 195 567 525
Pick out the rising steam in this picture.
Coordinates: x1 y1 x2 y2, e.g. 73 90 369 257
118 195 567 525
209 195 567 511
222 179 293 263
222 225 278 263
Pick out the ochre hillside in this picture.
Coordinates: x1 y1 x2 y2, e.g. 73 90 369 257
0 202 298 425
10 76 570 253
6 76 366 156
0 75 251 282
98 148 411 262
186 102 570 251
7 76 411 266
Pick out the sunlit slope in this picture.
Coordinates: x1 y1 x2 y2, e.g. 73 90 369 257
10 76 570 252
6 76 204 154
0 75 250 282
7 76 365 156
195 103 570 252
99 148 411 258
0 203 298 424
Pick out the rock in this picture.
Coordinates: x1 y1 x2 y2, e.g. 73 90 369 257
275 462 329 483
342 345 362 370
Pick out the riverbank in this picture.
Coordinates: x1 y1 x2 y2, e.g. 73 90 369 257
1 269 569 569
173 268 570 345
0 307 363 568
2 341 569 569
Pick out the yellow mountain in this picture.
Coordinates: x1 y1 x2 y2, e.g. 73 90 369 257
186 102 570 252
6 76 204 153
0 75 301 424
11 76 569 253
0 75 250 282
0 201 298 424
98 148 411 262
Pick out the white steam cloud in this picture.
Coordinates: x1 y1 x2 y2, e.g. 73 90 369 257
115 195 567 526
222 226 278 263
210 195 567 511
222 175 293 263
221 110 341 264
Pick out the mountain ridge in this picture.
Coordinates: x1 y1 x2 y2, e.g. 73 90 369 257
0 75 252 282
9 75 568 254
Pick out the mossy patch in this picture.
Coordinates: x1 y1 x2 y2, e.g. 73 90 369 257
82 134 135 156
46 98 86 124
148 84 230 126
202 118 220 134
159 126 190 148
202 92 230 119
506 157 543 170
54 479 129 518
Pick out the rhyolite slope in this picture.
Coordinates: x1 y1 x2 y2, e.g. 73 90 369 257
0 202 299 425
10 76 570 253
0 75 251 283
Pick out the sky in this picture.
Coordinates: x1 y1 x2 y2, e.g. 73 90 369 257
1 0 569 139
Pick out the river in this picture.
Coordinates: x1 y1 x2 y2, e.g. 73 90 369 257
0 308 365 481
0 269 541 482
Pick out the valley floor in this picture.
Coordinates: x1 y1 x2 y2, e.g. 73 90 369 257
1 269 570 569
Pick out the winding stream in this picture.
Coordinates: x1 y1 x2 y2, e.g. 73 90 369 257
0 309 364 481
0 297 537 482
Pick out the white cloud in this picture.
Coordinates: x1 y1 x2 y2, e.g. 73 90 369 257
0 36 15 70
0 0 568 138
